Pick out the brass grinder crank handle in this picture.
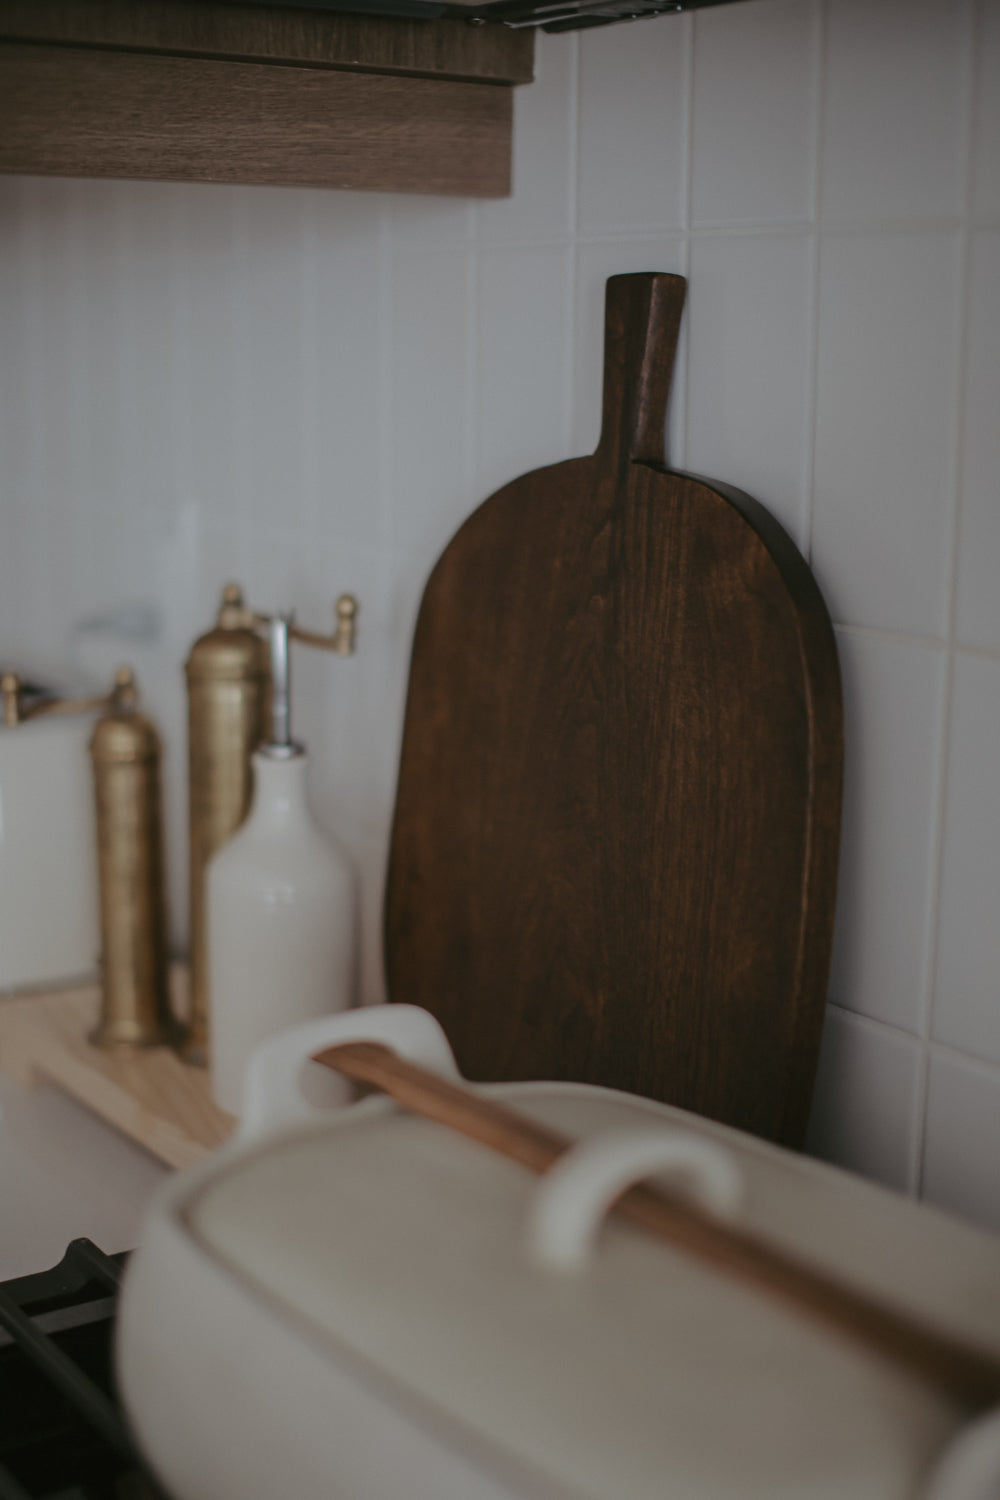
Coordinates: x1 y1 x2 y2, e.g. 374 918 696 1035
1 665 136 728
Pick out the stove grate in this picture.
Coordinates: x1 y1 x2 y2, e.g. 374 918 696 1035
0 1241 165 1500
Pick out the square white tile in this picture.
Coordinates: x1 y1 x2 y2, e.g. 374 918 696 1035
804 1003 920 1193
811 229 962 635
178 190 243 524
931 652 1000 1064
304 192 385 547
390 193 473 253
233 196 311 534
690 0 818 227
572 238 687 461
923 1051 1000 1231
477 31 575 245
577 17 690 235
118 183 194 519
477 244 572 500
973 0 1000 221
955 230 1000 651
821 0 970 224
686 232 812 546
389 251 475 559
827 629 946 1033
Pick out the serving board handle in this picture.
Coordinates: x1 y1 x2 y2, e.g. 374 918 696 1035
316 1039 1000 1414
598 270 685 468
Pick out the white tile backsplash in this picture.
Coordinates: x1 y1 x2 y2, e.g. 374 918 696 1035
955 230 1000 650
304 192 386 546
827 629 946 1033
577 16 689 235
821 0 970 224
923 1050 1000 1231
931 652 1000 1064
686 231 812 545
477 32 576 245
477 244 573 498
389 250 474 557
691 0 817 228
805 1003 920 1193
973 0 1000 222
811 229 962 634
2 0 999 1229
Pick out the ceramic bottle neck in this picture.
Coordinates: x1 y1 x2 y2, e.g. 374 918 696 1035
248 749 313 831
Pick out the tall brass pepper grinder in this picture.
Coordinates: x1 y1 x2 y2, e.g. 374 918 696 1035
184 584 358 1067
183 584 268 1065
90 667 182 1048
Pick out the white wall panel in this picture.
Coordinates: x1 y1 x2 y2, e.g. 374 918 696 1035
477 31 576 245
805 1003 920 1193
924 1051 1000 1230
477 244 572 499
691 0 817 227
822 0 970 223
686 231 812 546
811 229 962 635
827 629 946 1033
955 230 1000 650
932 652 1000 1064
577 16 689 235
973 0 1000 221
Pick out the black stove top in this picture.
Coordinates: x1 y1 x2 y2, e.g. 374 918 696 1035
0 1241 165 1500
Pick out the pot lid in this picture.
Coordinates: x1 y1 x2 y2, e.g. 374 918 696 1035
181 1081 998 1500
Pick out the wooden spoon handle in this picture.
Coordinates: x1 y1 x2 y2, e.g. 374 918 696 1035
314 1040 1000 1412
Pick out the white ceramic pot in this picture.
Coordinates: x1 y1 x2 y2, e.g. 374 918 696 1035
117 1006 1000 1500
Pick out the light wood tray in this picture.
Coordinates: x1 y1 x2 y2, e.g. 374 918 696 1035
0 967 234 1168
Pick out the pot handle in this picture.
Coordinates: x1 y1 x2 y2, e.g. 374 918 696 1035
524 1127 744 1272
239 1004 462 1143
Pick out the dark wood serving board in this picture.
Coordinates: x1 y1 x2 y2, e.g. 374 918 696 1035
385 272 842 1147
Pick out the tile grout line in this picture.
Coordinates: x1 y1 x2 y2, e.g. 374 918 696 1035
675 10 694 472
230 189 254 566
827 999 1000 1088
800 0 827 563
908 0 981 1201
466 210 480 501
434 215 982 256
169 187 195 528
19 180 51 663
376 199 395 552
300 196 321 545
65 179 92 604
564 31 580 458
835 619 1000 662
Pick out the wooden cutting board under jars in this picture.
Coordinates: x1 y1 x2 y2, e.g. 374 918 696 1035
385 272 843 1149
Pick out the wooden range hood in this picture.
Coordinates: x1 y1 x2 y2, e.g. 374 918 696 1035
0 0 536 197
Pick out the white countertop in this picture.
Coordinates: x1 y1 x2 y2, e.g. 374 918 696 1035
0 1069 169 1279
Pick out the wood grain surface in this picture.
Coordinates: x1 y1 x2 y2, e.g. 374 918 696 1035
0 0 534 85
385 272 842 1147
0 970 234 1168
0 40 514 196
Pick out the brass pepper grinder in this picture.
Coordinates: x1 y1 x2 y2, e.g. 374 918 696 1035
183 584 268 1065
89 667 183 1048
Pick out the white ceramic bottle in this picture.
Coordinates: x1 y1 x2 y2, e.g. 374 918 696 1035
207 614 357 1117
